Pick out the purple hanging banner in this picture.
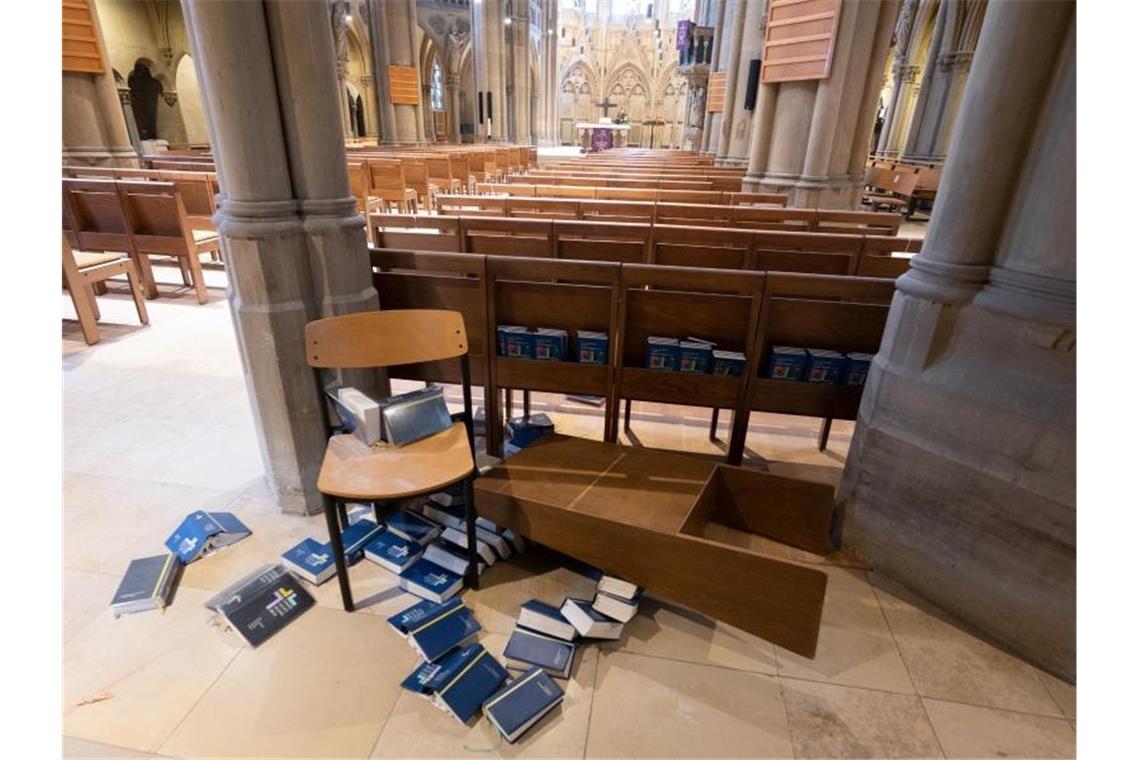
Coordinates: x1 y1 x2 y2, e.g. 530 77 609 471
677 20 694 52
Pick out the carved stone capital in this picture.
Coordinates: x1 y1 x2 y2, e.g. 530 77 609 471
938 51 975 72
118 88 132 106
161 91 179 107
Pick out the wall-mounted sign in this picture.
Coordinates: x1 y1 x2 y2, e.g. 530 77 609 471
388 65 420 106
63 0 106 74
761 0 842 84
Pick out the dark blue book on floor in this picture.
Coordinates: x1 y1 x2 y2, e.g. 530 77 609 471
503 626 576 678
207 512 252 549
517 599 578 641
432 644 509 724
426 642 484 692
206 563 314 648
408 601 481 662
401 658 444 698
340 519 384 565
281 538 335 586
363 530 423 575
399 558 464 603
165 510 225 563
110 553 181 617
387 597 451 638
386 509 443 545
483 666 565 743
560 597 623 640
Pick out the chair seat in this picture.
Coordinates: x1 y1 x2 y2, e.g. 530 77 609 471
317 421 474 500
192 229 221 252
74 251 126 269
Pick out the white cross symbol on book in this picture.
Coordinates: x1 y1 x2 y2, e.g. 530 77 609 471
393 546 408 558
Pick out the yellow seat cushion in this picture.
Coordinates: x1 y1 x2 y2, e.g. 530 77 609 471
74 251 125 269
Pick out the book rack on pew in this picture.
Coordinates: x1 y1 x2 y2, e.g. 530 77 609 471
370 249 899 463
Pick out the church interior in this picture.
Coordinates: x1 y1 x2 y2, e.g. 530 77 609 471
46 0 1095 757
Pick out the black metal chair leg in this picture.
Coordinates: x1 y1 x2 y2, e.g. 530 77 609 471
818 418 833 452
523 390 531 418
709 408 720 440
336 501 349 529
505 388 513 419
462 472 480 590
322 492 355 612
624 398 632 430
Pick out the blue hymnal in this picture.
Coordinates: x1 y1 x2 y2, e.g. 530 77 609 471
843 351 874 386
165 510 224 563
805 348 846 384
766 346 808 380
560 597 623 639
646 336 680 371
432 644 509 724
340 519 384 565
426 642 484 692
506 413 555 448
712 350 747 376
399 558 464 603
679 340 713 374
207 512 252 549
408 600 481 662
576 330 609 365
518 600 578 641
401 658 444 698
532 328 568 361
483 666 565 743
387 597 450 638
498 325 533 358
386 509 443 545
363 530 423 574
503 627 576 678
281 538 335 586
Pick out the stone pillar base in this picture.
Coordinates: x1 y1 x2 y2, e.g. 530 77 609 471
62 146 139 168
743 173 865 209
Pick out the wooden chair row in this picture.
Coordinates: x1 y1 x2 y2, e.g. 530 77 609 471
369 249 896 463
431 196 903 236
62 178 220 304
62 165 219 233
369 214 918 277
474 183 787 206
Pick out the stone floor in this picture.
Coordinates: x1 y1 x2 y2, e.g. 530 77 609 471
62 266 1074 759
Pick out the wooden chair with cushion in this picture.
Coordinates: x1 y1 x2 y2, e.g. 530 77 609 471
305 309 480 612
62 233 149 345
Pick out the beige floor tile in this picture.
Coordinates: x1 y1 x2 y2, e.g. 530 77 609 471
159 605 416 759
922 698 1075 759
62 735 161 758
585 651 793 758
373 632 597 758
776 568 913 694
64 569 122 644
1036 670 1076 719
781 679 942 759
464 550 600 634
63 585 241 753
605 596 778 675
871 574 1060 715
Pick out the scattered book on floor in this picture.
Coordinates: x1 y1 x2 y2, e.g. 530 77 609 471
164 510 225 563
564 394 605 407
506 413 555 448
340 519 384 565
363 530 423 575
596 574 640 601
387 598 447 638
401 658 445 699
281 538 336 586
425 642 484 694
441 526 497 566
503 626 576 679
407 600 481 662
205 563 314 648
517 600 578 641
592 590 639 624
206 512 252 550
477 526 512 560
560 597 623 640
429 483 466 509
345 503 374 525
385 509 443 545
431 644 509 724
110 553 181 617
483 666 565 744
399 558 464 603
422 501 466 531
502 529 527 555
424 541 485 578
475 516 500 533
378 386 452 446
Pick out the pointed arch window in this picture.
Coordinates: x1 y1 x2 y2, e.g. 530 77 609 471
430 56 445 111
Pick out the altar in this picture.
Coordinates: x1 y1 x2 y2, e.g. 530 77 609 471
575 120 631 151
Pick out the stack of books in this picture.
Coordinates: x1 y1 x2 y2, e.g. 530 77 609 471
592 574 642 623
164 510 252 564
765 346 876 385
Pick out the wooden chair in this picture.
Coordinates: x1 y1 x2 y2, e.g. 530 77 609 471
117 180 219 304
62 178 156 298
62 233 148 345
400 158 437 210
367 159 419 214
305 309 480 611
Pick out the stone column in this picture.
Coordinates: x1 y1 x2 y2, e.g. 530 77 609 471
370 0 423 144
742 0 898 208
360 74 379 139
62 0 137 167
700 0 727 155
422 84 436 141
474 0 508 141
838 1 1075 681
182 0 380 515
332 1 354 140
446 75 462 143
718 0 766 167
509 1 532 144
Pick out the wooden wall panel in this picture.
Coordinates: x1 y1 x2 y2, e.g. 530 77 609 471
388 65 420 105
63 0 105 74
706 71 727 113
761 0 842 84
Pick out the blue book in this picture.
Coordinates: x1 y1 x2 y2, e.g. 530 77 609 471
401 658 444 699
506 413 555 448
517 600 578 641
483 666 565 743
408 601 481 662
503 626 576 678
646 336 680 371
560 597 623 640
281 538 335 586
207 512 252 549
387 597 452 638
766 346 808 381
386 510 443 545
805 348 846 384
426 642 484 692
399 558 464 603
678 340 713 373
432 644 509 724
576 330 609 365
532 328 568 361
497 325 533 358
340 519 383 565
165 511 224 563
363 530 423 574
842 351 874 386
712 350 747 377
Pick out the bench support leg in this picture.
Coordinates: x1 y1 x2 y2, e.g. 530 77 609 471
322 492 354 612
523 390 531 418
709 408 720 440
624 398 632 431
818 418 833 452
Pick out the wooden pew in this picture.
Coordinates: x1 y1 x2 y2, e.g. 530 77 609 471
63 178 156 297
857 236 921 278
461 217 554 257
554 220 651 264
370 214 461 252
650 225 755 269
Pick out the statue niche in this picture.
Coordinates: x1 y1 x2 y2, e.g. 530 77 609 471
128 61 164 141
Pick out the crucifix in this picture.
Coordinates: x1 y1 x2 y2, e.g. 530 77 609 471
596 97 617 118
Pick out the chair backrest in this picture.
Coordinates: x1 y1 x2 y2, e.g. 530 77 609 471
401 158 431 197
448 154 470 185
368 159 408 202
62 178 132 253
426 156 453 183
117 180 192 255
347 162 371 212
157 170 215 229
306 309 468 368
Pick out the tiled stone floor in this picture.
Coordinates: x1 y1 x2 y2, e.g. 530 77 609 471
62 264 1074 759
